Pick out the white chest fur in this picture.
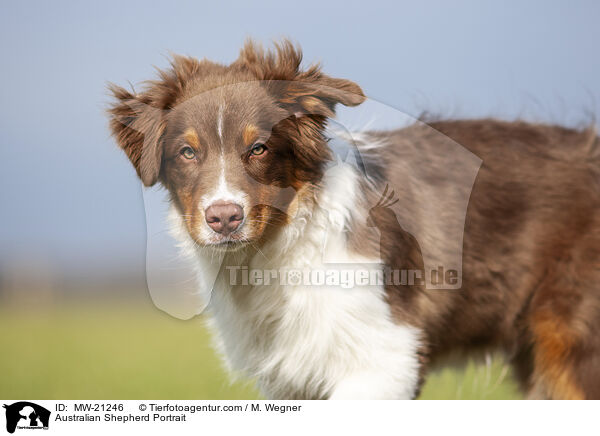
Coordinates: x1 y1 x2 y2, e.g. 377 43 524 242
176 164 422 399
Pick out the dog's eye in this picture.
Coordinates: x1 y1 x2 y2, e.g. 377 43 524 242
180 146 196 160
250 143 267 156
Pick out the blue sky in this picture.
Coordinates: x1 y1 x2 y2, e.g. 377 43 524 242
0 0 598 275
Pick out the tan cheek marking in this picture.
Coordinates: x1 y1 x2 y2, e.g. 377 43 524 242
252 205 269 237
178 190 201 240
245 191 269 238
242 124 259 146
184 127 200 148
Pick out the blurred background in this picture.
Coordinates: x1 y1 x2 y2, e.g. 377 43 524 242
1 0 598 399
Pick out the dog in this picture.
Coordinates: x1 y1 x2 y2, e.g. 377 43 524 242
108 40 600 399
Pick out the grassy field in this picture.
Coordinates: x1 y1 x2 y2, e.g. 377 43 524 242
0 301 521 399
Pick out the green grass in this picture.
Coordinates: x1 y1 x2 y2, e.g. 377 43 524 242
0 302 521 399
419 358 521 400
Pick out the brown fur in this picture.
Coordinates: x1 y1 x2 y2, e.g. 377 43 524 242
183 127 200 148
108 40 600 399
242 124 259 146
355 120 600 399
107 40 364 247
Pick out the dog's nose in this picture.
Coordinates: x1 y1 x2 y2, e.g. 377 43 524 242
205 201 244 235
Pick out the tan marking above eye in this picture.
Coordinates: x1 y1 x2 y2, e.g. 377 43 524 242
242 124 259 146
184 127 200 148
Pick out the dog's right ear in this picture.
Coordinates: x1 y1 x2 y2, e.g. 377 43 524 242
107 55 200 186
107 85 166 186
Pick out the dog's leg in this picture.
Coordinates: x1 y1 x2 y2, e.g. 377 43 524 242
526 261 600 400
329 370 418 400
328 317 423 399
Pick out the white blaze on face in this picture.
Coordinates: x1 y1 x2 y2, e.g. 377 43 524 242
217 103 224 144
202 156 246 208
198 104 247 239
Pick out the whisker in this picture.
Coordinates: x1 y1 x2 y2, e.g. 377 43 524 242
248 241 270 262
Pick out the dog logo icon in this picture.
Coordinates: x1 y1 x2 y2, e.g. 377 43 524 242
3 402 50 434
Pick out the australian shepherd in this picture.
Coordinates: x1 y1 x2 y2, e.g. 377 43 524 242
108 40 600 399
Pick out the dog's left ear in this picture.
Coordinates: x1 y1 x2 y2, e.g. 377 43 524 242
282 74 365 119
235 40 366 118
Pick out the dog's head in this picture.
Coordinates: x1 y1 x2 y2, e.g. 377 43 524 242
108 40 365 250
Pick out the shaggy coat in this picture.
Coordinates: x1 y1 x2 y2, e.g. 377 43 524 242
108 40 600 399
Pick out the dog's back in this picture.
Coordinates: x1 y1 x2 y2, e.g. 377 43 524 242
367 119 600 399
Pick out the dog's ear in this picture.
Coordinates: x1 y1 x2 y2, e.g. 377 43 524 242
235 39 365 118
107 55 200 186
107 85 165 186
